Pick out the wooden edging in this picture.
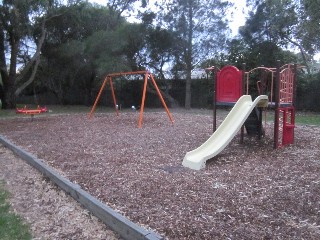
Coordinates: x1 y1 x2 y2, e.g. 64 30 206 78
0 136 163 240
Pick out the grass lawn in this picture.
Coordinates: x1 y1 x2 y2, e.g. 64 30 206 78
264 110 320 126
0 181 32 240
295 112 320 125
1 105 320 125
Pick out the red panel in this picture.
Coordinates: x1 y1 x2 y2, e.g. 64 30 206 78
281 107 295 146
217 66 243 103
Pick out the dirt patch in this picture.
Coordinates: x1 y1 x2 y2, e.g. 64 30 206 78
0 109 319 239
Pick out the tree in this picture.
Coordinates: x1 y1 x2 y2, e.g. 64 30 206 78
144 26 176 79
297 0 320 55
107 0 148 17
242 0 320 73
0 0 63 109
0 0 31 108
154 0 231 109
37 2 128 104
0 0 148 108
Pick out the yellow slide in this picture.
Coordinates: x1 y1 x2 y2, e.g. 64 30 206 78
182 95 268 170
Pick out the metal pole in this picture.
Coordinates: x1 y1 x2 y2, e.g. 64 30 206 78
274 60 281 149
213 67 217 132
240 63 246 143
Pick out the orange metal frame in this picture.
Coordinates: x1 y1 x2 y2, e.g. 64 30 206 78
89 70 174 128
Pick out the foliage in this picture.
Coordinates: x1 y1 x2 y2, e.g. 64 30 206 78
1 0 320 111
0 0 146 108
296 71 320 111
35 2 180 106
144 26 176 78
0 0 61 108
153 0 231 108
35 2 132 105
242 0 320 72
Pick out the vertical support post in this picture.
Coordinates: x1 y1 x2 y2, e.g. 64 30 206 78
291 107 295 144
149 74 174 125
293 64 297 107
213 67 217 132
138 72 149 128
89 77 108 118
292 64 297 145
274 60 281 149
240 63 246 143
258 107 263 140
109 76 119 116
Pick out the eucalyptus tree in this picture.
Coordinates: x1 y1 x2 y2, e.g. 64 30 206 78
0 0 33 108
154 0 232 109
144 26 176 79
242 0 320 73
297 0 320 56
107 0 148 17
0 0 63 109
0 0 148 108
38 2 130 104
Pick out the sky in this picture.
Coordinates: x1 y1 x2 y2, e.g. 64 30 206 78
227 0 248 36
88 0 248 36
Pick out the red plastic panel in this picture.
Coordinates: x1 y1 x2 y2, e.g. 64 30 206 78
282 107 295 146
217 66 243 103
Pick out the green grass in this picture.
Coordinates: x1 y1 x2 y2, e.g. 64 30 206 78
295 112 320 126
0 182 32 240
1 105 320 125
265 111 320 126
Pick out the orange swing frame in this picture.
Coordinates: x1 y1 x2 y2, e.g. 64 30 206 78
88 70 174 128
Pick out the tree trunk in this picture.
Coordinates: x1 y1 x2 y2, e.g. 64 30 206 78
3 78 16 109
146 84 180 108
185 72 192 109
85 70 96 106
0 27 8 109
3 38 20 109
284 36 311 74
184 0 193 109
15 19 46 97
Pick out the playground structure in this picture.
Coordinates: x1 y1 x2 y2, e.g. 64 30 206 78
213 62 297 148
16 105 48 120
183 62 297 170
89 70 174 128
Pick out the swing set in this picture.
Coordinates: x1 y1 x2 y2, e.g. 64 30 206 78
89 70 174 128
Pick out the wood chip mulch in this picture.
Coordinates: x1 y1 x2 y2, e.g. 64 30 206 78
0 145 120 240
0 109 319 239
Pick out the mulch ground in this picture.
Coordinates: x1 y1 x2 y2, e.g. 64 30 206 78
0 145 119 240
0 109 319 239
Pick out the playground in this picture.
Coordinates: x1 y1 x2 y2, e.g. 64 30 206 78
0 108 319 239
0 64 319 239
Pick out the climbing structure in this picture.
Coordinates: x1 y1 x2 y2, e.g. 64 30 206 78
211 62 297 149
274 64 297 148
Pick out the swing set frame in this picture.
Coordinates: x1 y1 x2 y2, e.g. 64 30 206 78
89 70 174 128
